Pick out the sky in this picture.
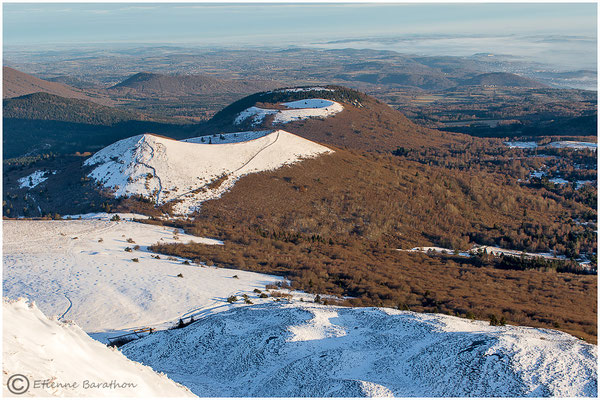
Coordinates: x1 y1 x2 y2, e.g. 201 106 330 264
3 3 597 46
2 2 597 71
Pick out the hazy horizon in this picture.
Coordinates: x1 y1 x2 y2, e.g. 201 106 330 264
3 3 597 71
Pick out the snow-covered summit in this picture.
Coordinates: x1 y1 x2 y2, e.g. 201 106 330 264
234 98 344 126
84 131 332 215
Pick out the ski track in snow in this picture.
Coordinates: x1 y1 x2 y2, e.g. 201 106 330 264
122 303 597 397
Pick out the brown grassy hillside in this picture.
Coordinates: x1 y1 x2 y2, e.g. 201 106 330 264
206 85 474 152
109 72 278 96
141 147 596 342
3 66 105 103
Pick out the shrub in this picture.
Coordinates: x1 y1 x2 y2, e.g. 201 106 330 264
126 238 135 243
232 275 239 279
133 245 140 250
110 214 121 221
108 335 136 348
182 260 191 265
98 238 103 243
124 247 132 252
259 293 268 298
177 273 184 278
489 314 499 326
253 288 262 293
131 258 139 262
227 295 238 303
271 291 292 299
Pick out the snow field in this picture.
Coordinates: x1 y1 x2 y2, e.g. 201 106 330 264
121 302 597 397
274 87 334 93
234 98 344 126
405 244 592 266
3 219 281 339
504 140 597 151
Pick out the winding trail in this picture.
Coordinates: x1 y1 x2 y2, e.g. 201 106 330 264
59 293 73 320
232 130 281 174
162 130 281 206
137 137 163 204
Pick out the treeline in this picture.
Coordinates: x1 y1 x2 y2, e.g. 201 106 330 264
3 92 143 125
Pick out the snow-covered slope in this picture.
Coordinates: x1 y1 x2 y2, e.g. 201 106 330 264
122 302 597 397
83 130 332 214
17 170 55 189
3 219 280 340
234 98 344 126
2 298 194 397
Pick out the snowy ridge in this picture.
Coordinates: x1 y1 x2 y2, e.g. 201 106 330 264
234 98 344 126
122 302 597 397
84 131 332 214
2 298 194 397
61 212 150 221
